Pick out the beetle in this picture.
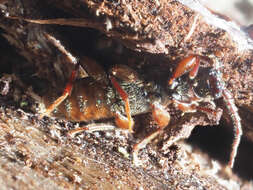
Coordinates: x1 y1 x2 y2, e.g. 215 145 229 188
40 34 242 168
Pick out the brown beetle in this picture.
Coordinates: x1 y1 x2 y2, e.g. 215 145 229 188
41 35 242 168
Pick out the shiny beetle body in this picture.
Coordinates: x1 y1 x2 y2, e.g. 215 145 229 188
41 44 241 168
44 75 151 122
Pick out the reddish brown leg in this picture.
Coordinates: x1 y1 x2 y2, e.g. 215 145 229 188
110 76 134 132
173 100 217 116
39 34 80 119
173 100 197 113
39 65 78 119
168 55 200 85
133 102 170 166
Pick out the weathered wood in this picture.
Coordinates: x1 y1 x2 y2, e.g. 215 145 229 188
0 0 252 189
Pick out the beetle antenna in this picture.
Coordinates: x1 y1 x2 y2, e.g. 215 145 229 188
222 89 242 168
45 33 78 65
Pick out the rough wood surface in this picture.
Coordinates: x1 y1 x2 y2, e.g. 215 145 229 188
0 0 252 189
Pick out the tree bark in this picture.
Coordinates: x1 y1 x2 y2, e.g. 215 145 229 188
0 0 252 189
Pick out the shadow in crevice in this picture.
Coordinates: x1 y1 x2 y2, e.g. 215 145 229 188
187 120 253 180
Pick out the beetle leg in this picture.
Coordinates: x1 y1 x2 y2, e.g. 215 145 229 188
173 100 198 113
222 89 242 168
168 55 200 85
114 111 134 132
133 130 161 166
110 76 134 132
151 102 171 128
39 34 81 119
133 102 170 166
173 99 218 116
39 64 79 119
68 123 117 137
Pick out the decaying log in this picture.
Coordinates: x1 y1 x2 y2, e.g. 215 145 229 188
0 0 252 189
